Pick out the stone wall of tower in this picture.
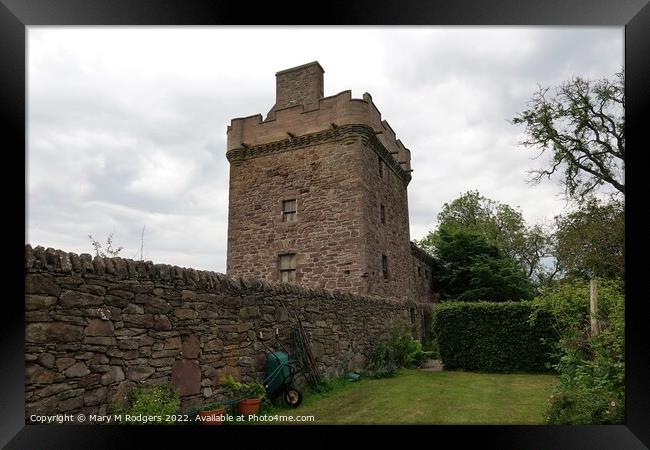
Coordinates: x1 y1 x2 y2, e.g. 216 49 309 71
411 242 439 303
226 129 368 293
268 61 324 116
360 141 414 301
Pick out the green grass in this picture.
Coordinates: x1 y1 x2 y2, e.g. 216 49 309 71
260 369 557 425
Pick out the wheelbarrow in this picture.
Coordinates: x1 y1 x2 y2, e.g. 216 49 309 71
259 329 303 407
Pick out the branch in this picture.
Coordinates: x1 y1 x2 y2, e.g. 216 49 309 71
531 157 564 182
587 103 624 159
542 119 624 194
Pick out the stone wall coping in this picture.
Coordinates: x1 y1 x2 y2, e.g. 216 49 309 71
25 244 430 310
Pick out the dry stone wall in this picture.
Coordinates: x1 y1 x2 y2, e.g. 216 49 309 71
25 245 429 418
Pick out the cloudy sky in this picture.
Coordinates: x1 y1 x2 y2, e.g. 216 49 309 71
27 27 623 272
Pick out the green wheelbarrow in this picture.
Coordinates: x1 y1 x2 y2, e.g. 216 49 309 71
259 329 303 407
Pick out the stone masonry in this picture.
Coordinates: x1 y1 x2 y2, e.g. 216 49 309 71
24 245 430 418
226 61 437 302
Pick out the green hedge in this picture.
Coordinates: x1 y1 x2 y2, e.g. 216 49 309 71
431 301 556 373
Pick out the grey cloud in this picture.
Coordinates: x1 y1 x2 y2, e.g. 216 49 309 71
27 27 622 272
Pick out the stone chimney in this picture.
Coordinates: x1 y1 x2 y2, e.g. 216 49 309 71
267 61 324 118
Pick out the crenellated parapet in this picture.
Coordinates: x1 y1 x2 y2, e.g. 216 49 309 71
226 67 412 174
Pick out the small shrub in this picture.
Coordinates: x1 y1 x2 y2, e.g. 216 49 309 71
365 330 430 378
546 386 623 425
389 333 429 368
88 232 124 258
365 340 398 378
119 384 180 425
422 338 440 359
222 375 266 400
199 400 226 412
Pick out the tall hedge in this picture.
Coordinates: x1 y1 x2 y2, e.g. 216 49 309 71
431 301 556 373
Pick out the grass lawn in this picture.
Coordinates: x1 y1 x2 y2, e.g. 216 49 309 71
260 369 557 425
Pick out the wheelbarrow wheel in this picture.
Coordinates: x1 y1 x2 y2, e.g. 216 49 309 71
284 387 302 408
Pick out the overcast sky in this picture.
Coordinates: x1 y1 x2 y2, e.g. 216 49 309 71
27 27 623 272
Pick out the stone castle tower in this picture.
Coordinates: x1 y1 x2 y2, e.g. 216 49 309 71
226 62 436 303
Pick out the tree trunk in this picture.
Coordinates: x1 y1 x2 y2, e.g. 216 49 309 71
590 278 600 337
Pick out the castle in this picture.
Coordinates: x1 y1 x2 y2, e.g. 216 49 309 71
24 63 437 417
226 62 437 303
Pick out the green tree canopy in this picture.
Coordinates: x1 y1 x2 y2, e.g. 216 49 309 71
512 71 624 201
419 190 552 281
432 227 535 302
554 197 624 280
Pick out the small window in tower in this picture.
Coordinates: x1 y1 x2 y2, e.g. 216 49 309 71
380 204 386 224
279 254 296 282
382 254 389 280
282 199 297 222
378 155 384 178
417 266 421 277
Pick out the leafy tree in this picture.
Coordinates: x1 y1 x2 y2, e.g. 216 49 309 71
512 71 624 201
432 227 535 301
554 197 624 280
88 232 124 258
419 191 553 281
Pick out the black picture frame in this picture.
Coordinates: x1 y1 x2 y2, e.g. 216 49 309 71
2 0 648 448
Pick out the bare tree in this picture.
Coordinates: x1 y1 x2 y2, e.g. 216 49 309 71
513 71 624 201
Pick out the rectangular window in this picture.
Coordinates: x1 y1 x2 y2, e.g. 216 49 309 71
417 266 421 277
378 155 384 178
382 254 388 280
282 199 297 222
279 254 297 282
380 204 386 224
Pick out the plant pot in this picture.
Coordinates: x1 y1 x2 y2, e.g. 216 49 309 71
197 407 226 425
237 398 262 415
